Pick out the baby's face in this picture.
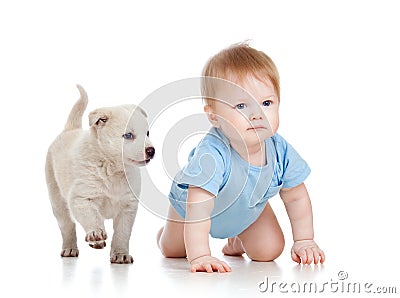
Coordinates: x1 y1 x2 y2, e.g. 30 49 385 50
207 75 279 148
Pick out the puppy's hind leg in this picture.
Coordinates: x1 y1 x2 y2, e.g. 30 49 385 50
45 158 79 257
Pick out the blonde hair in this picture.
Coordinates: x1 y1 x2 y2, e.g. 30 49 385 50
201 42 280 107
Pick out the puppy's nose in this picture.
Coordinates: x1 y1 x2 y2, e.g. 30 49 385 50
145 147 155 159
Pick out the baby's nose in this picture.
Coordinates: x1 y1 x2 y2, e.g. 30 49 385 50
250 111 263 120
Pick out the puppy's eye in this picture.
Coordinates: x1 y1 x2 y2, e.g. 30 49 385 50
122 133 135 140
147 131 149 137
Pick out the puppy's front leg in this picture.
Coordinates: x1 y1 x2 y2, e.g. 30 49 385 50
69 196 107 249
110 199 138 264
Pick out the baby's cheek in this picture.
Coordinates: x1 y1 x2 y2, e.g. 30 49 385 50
266 114 279 131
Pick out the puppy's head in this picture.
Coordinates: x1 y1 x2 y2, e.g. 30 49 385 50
89 104 154 167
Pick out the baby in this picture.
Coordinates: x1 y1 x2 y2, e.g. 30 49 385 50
157 43 325 273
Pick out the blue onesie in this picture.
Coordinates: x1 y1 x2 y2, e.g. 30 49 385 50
169 127 310 239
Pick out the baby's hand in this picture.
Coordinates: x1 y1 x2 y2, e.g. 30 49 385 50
189 255 232 273
291 240 325 265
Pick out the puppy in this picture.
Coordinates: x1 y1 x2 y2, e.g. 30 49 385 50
45 85 154 263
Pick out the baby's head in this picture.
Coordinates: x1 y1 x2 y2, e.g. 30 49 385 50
201 42 280 147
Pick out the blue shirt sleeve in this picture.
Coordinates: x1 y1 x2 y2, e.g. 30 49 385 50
274 134 311 189
174 140 226 196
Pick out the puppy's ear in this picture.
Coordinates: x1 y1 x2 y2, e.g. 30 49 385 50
135 106 147 118
89 109 111 128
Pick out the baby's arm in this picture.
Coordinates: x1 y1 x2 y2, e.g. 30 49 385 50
185 186 231 273
280 183 325 264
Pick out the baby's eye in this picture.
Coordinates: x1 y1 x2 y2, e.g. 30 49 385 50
122 132 135 140
262 100 272 107
235 103 247 110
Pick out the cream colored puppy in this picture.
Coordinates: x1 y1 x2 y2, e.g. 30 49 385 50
45 85 154 264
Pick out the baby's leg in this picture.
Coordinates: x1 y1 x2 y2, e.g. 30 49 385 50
224 203 285 261
157 205 186 258
222 236 245 256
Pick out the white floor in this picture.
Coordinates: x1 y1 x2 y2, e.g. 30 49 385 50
2 197 399 298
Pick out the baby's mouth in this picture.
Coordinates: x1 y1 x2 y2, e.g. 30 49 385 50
247 126 268 131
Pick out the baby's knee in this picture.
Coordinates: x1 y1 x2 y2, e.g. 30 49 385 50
159 242 186 258
157 227 186 258
246 236 285 262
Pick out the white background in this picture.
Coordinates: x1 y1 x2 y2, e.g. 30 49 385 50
1 0 399 297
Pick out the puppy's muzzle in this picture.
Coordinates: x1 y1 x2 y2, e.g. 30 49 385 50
145 147 155 160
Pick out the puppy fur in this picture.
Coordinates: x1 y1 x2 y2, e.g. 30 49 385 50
45 85 154 263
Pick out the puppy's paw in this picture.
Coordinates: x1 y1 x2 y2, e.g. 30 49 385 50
110 253 134 264
61 248 79 257
85 229 107 242
89 240 106 249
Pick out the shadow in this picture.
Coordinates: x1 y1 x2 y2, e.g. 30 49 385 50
158 254 284 295
61 257 78 286
109 262 133 295
89 266 104 295
159 257 191 274
110 263 131 284
291 263 325 280
60 253 136 295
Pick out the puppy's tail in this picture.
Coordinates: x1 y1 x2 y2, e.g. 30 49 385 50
64 85 88 131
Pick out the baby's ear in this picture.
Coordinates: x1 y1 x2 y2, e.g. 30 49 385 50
204 105 220 128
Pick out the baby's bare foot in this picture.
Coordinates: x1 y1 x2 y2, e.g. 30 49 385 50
222 237 245 256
